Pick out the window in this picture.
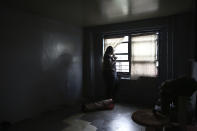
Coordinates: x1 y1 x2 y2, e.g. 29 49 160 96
103 32 159 78
104 36 129 73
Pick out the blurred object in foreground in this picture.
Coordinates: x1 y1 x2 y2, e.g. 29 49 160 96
82 99 114 112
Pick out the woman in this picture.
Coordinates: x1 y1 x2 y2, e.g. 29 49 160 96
103 46 117 99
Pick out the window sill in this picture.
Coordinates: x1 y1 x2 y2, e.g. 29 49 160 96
119 75 157 80
118 75 131 80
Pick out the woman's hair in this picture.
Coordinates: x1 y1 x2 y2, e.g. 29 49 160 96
105 46 113 55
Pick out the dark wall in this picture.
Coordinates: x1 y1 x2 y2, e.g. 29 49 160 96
0 7 82 123
194 0 196 61
173 13 195 77
83 12 195 106
195 13 197 61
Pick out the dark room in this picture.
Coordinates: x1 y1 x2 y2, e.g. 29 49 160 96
1 0 196 131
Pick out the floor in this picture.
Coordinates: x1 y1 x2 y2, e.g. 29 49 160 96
5 104 147 131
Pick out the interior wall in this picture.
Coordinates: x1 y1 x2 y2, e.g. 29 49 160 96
0 7 82 123
173 13 195 77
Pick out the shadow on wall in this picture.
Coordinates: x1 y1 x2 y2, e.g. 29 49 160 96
0 7 82 125
36 51 73 110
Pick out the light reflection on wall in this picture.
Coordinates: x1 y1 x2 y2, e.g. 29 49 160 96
131 0 159 15
100 0 129 19
42 35 72 71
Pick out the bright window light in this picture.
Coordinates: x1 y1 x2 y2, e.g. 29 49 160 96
103 33 159 77
131 34 158 77
104 36 129 73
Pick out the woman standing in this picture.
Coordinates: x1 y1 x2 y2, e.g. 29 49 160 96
103 46 117 99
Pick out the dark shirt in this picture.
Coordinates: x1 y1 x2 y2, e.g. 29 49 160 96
103 54 117 77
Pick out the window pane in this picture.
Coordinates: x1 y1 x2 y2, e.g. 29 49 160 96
131 62 158 77
104 36 128 53
131 33 158 77
115 54 128 60
116 62 129 72
132 34 157 42
114 43 128 53
122 36 129 42
132 42 157 61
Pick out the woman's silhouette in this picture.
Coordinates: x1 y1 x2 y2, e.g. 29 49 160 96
103 46 117 99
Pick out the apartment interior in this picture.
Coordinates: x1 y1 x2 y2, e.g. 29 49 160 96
1 0 196 131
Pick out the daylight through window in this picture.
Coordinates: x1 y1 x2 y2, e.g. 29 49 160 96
104 33 159 77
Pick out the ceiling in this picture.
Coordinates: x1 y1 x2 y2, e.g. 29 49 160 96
2 0 195 26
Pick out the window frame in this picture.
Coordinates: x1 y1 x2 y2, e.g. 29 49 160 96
103 31 159 78
104 35 130 75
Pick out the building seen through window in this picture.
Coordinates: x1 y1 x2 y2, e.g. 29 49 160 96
104 33 159 78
